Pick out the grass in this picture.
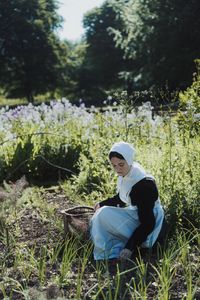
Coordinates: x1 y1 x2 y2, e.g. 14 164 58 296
0 96 27 108
0 185 199 299
0 93 57 108
0 98 199 299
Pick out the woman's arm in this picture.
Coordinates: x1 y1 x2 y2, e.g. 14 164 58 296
99 194 126 208
125 178 158 252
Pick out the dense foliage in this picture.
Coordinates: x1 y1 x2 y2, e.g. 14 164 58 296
82 4 126 92
0 0 200 104
0 98 199 298
0 97 199 231
0 0 69 102
106 0 200 90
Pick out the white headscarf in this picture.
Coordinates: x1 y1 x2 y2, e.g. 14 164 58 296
109 141 135 165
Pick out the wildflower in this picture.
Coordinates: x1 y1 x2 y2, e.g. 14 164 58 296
193 113 200 121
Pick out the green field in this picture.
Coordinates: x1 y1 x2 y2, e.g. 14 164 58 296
0 99 199 299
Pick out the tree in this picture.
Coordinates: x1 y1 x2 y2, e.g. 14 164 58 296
82 2 127 93
0 0 69 102
109 0 200 90
58 40 89 101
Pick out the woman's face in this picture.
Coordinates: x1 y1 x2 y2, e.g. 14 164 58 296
110 157 131 177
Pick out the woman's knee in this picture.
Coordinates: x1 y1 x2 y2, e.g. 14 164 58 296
98 206 113 217
94 206 116 227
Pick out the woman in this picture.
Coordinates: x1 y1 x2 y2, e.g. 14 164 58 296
90 141 165 261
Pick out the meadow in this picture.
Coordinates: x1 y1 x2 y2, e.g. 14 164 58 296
0 97 199 299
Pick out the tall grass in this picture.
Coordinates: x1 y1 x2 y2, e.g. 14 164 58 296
0 97 199 299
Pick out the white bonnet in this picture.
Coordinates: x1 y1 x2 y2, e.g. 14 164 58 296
109 141 135 165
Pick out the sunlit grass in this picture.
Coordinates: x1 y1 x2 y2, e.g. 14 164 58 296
0 98 199 299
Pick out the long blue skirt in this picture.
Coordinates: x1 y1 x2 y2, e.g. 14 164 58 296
90 204 164 260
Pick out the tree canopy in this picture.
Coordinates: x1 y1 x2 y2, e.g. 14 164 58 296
100 0 200 90
0 0 69 101
0 0 200 103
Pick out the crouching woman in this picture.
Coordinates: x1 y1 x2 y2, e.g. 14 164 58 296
90 141 165 261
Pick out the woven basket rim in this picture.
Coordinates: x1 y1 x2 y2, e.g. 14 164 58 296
60 205 94 217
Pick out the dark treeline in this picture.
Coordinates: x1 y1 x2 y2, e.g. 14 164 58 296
0 0 199 105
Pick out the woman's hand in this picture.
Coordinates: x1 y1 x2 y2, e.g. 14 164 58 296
94 203 100 212
119 248 132 260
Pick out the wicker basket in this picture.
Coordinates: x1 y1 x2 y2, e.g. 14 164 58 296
60 205 94 236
